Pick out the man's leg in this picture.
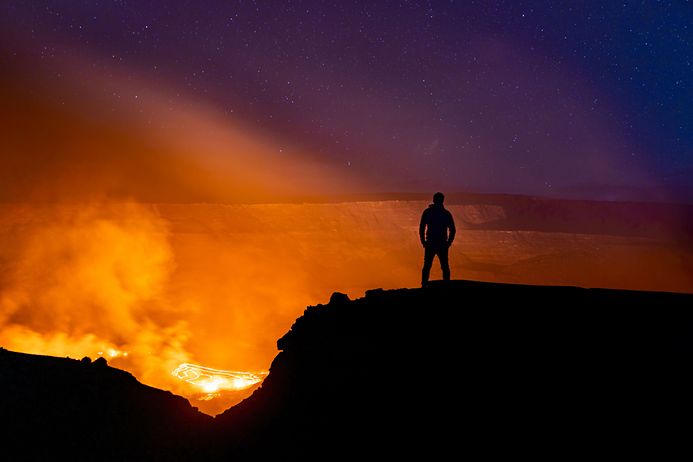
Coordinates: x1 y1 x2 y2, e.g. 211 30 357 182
421 245 435 287
438 245 451 281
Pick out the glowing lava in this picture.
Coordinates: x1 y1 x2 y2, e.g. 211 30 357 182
172 363 267 397
98 348 129 359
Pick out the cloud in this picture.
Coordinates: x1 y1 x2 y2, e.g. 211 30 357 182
0 42 359 203
0 201 192 393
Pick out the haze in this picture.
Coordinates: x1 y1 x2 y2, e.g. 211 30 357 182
1 2 691 414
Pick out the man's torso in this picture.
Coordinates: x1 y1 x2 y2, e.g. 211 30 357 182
423 206 451 244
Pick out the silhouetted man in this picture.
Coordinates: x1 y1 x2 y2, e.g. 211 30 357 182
419 192 456 287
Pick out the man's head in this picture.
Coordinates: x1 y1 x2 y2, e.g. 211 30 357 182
433 192 445 205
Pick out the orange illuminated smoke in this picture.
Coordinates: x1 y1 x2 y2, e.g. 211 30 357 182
172 363 267 396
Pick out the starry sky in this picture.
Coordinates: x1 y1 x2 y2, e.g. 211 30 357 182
1 1 691 202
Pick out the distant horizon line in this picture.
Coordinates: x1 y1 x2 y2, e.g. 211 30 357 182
1 190 692 207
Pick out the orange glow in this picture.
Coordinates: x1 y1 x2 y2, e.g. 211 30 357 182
0 51 690 416
0 201 422 414
0 52 362 204
0 201 691 415
172 363 266 395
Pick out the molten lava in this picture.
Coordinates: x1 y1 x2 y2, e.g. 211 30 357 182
172 363 267 397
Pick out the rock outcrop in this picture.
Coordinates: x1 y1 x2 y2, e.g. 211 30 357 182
0 348 212 461
213 280 693 459
2 280 692 460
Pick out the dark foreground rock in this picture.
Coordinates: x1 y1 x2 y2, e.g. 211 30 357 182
0 348 213 461
2 280 693 460
213 280 693 459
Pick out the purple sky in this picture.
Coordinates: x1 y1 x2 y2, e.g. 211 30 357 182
1 1 691 202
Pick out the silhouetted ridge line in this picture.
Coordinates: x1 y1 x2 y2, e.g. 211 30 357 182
2 281 692 460
0 348 213 461
213 280 693 458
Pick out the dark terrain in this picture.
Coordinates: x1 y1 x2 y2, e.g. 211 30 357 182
2 280 693 460
0 349 213 460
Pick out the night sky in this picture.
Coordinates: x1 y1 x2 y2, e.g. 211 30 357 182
1 1 691 202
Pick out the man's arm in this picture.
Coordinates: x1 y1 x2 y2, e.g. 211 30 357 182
419 211 427 246
447 212 456 245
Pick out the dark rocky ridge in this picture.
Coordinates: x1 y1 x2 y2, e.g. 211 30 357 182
213 280 693 459
2 280 693 460
0 349 213 461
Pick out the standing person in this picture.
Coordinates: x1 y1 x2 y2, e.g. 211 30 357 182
419 192 456 287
